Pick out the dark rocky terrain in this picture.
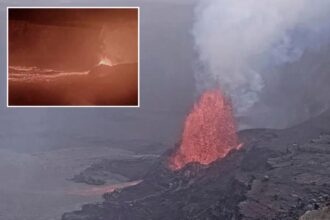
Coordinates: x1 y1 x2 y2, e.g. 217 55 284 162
62 110 330 220
71 157 158 185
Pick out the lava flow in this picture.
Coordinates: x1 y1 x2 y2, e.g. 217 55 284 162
67 180 142 196
169 89 241 170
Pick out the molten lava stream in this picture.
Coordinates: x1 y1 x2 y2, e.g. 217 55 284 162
169 89 241 170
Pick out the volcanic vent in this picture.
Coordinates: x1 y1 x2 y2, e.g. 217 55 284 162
169 89 241 170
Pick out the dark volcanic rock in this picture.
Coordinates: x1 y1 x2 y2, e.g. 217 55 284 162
71 157 158 185
62 110 330 220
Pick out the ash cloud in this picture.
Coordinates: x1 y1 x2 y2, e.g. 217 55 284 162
193 0 330 122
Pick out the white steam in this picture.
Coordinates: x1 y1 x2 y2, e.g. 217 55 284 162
193 0 330 115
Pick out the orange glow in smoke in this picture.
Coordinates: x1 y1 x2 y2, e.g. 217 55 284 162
169 89 240 170
98 56 113 66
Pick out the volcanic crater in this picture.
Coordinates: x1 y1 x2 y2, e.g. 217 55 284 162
62 90 330 220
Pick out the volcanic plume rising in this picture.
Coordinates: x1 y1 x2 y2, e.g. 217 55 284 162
169 89 240 170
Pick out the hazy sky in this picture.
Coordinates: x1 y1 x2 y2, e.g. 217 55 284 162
1 0 330 154
0 1 197 153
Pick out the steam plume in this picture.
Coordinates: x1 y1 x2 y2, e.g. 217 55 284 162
193 0 330 116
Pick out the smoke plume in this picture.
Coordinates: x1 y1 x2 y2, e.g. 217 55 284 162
193 0 330 117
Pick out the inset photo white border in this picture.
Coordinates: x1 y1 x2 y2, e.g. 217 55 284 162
6 6 140 108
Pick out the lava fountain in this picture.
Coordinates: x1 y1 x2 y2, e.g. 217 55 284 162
169 89 241 170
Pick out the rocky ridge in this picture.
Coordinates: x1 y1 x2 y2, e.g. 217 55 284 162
62 110 330 220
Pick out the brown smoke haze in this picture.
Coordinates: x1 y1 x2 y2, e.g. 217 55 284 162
8 8 138 106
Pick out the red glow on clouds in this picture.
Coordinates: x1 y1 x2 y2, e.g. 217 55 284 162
169 89 241 170
98 56 113 66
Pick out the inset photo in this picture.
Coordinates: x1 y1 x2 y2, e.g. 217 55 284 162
7 7 139 107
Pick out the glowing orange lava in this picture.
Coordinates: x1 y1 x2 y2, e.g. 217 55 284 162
169 89 241 170
98 56 112 66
